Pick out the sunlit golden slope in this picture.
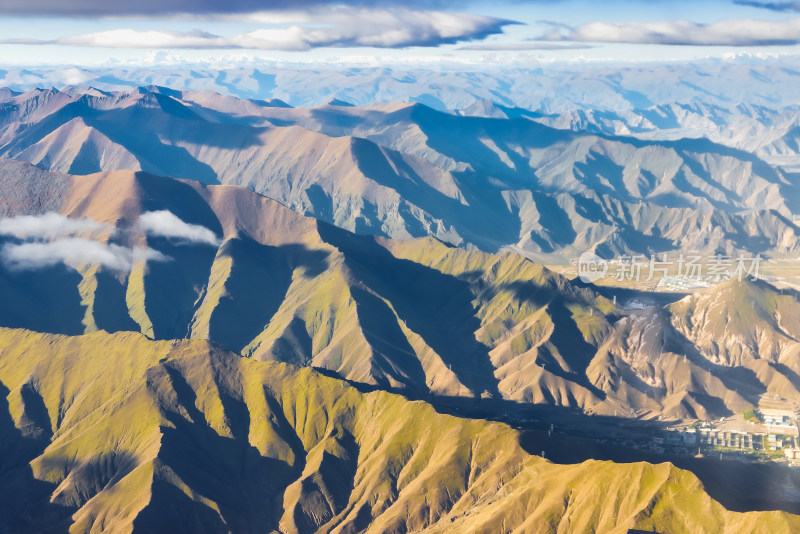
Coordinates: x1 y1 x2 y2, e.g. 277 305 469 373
0 327 796 533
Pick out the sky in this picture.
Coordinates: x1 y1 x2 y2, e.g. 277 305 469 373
4 0 800 67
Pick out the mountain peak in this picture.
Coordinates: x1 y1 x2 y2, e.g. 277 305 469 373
260 97 292 108
326 98 354 107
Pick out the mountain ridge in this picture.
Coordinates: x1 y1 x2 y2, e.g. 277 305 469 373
0 87 797 260
0 326 797 533
0 160 798 423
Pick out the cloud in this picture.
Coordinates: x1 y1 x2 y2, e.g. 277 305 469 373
539 17 800 46
458 43 593 51
138 211 220 246
0 212 109 239
0 210 220 272
0 211 222 272
1 238 167 271
4 8 514 50
0 0 459 17
57 29 231 49
734 1 800 12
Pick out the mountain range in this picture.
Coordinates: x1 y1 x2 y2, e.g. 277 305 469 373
0 86 797 261
477 101 800 172
5 61 800 112
2 327 796 533
1 66 800 532
1 159 798 424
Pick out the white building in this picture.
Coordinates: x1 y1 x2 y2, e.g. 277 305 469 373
760 408 798 426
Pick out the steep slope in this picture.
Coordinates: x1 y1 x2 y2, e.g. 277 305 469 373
0 87 796 259
671 279 800 367
0 160 798 421
498 101 800 171
668 280 800 402
0 327 797 533
14 116 141 175
257 100 788 212
579 279 800 420
228 99 799 257
0 161 615 411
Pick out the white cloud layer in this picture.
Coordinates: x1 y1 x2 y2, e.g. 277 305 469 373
0 210 219 272
138 211 220 246
4 8 512 50
1 238 167 271
0 212 108 239
540 17 800 46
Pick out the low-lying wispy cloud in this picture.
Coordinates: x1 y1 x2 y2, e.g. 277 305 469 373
0 212 108 239
0 210 220 272
539 18 800 46
734 1 800 12
138 211 221 246
1 238 167 271
3 8 513 50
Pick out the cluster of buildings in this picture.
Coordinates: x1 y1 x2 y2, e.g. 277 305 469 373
665 406 800 466
657 275 713 291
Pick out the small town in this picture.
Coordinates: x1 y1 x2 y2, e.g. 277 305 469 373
663 403 800 466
